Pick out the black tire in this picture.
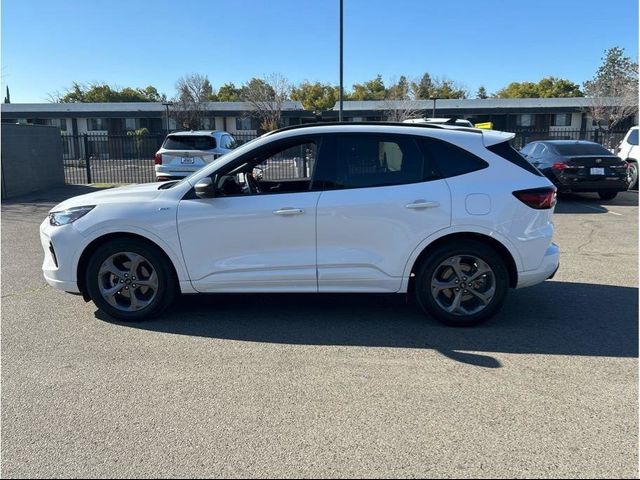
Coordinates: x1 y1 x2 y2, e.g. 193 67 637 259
627 161 638 190
598 191 618 201
414 240 509 327
86 238 176 321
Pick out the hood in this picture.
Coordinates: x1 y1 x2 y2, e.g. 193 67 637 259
50 183 166 212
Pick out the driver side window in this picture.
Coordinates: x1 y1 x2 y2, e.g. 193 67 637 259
216 138 319 197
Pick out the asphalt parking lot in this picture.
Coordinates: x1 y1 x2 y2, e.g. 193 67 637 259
1 186 638 478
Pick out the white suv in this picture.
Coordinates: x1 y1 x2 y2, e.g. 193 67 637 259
154 130 235 181
41 122 559 326
617 126 639 188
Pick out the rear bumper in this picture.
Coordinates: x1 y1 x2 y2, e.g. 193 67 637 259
552 175 628 193
516 243 560 289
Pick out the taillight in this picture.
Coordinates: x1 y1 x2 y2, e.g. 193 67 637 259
154 153 162 165
513 187 557 210
552 162 567 170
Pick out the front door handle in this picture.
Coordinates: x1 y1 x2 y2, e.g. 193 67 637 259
273 208 304 216
405 200 440 209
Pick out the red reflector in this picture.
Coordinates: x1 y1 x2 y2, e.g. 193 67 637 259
513 187 557 209
552 162 567 170
154 153 162 165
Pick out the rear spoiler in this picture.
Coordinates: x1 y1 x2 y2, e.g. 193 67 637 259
482 130 515 147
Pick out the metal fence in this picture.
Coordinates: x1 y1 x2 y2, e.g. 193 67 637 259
511 128 627 151
61 128 629 185
63 133 165 184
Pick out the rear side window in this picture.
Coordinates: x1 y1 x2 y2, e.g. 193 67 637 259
163 135 216 150
628 129 638 146
419 137 488 178
487 141 543 176
551 143 611 156
316 133 438 190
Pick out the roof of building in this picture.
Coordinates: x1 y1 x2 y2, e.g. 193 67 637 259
0 101 307 116
330 97 624 111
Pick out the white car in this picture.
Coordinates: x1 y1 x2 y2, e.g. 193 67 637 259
41 122 559 326
616 126 639 188
154 130 235 181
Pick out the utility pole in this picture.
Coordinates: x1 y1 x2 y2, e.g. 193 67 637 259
430 96 439 118
162 101 173 132
339 0 344 122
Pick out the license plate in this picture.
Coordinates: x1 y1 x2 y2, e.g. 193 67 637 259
590 167 605 175
181 157 194 165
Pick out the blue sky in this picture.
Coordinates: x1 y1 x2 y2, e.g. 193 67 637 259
2 0 638 103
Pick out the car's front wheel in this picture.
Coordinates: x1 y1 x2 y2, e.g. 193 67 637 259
414 240 509 327
86 238 176 321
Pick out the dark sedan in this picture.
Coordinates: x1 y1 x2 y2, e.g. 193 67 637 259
520 140 629 200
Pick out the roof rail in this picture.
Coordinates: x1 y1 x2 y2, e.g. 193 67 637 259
263 121 482 137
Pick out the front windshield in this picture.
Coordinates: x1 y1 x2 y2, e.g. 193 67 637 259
166 135 266 188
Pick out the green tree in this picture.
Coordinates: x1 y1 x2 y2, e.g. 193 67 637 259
412 73 433 99
291 81 339 113
350 75 386 100
217 82 242 101
55 82 167 103
476 86 488 99
494 77 582 98
386 76 410 100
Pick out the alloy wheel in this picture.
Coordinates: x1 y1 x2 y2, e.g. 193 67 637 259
430 255 496 316
97 251 159 312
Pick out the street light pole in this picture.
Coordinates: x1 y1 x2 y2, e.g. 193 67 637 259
339 0 344 122
430 97 438 118
162 101 173 132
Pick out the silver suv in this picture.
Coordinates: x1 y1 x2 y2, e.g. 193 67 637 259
154 130 235 180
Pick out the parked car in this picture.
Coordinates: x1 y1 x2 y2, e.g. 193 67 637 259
41 122 559 327
404 117 474 128
520 140 629 200
616 126 639 189
154 130 235 180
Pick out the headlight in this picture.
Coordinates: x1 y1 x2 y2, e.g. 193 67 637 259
49 206 95 226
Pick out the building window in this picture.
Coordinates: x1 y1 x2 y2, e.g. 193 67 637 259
236 117 257 130
87 118 108 131
125 118 140 131
515 114 535 127
552 114 572 127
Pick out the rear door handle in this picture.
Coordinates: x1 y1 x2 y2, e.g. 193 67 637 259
273 208 304 216
405 200 440 209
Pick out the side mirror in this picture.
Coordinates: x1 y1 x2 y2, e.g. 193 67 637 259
195 177 216 199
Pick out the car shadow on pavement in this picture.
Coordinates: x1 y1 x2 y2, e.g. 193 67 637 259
555 191 638 214
96 280 638 368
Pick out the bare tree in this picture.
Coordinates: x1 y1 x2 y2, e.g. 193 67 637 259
171 73 216 130
241 74 291 132
584 47 639 129
382 99 424 122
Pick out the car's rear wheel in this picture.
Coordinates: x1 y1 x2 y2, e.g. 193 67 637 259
86 238 176 321
598 191 618 201
627 161 638 190
414 240 509 327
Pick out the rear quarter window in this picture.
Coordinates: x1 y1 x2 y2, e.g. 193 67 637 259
487 141 543 176
163 135 216 150
419 137 488 178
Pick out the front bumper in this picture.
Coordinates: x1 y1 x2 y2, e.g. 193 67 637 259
40 219 82 293
516 243 560 289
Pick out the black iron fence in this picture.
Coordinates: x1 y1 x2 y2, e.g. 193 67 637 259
511 128 627 151
63 133 165 184
61 128 629 185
